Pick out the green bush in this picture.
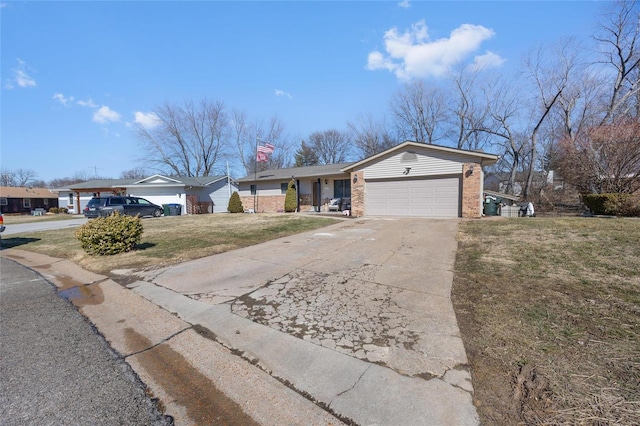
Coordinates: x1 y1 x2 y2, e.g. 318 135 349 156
228 191 244 213
49 207 59 214
582 193 637 216
284 179 297 212
59 207 68 214
74 211 143 255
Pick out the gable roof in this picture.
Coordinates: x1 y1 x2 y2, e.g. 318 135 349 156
0 186 57 199
60 175 230 191
342 141 500 172
236 163 352 183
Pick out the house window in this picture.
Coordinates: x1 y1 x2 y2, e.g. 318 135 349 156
68 194 73 205
250 184 256 195
281 183 288 194
44 199 49 206
24 198 31 208
333 179 351 198
0 198 7 206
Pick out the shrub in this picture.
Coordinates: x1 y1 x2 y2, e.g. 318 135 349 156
582 193 638 216
49 207 59 214
228 191 244 213
59 207 68 214
284 179 297 212
74 211 143 255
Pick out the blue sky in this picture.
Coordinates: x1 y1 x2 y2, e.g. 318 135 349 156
1 1 605 182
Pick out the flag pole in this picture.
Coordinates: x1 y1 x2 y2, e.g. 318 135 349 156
254 132 258 212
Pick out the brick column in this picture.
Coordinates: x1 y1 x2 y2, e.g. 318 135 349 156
350 171 365 217
461 163 482 218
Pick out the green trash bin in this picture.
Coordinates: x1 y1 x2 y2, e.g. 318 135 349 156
162 204 170 216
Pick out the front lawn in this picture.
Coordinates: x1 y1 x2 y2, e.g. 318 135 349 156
1 214 338 275
453 217 640 425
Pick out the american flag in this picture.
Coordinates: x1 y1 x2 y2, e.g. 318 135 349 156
257 143 275 154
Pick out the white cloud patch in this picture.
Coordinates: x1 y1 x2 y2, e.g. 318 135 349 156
398 0 411 8
52 93 75 106
366 20 502 79
470 51 506 71
5 58 36 89
93 106 121 124
77 98 98 108
274 89 292 99
134 111 161 129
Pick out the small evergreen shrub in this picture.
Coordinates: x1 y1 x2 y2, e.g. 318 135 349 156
49 207 59 214
74 211 143 255
59 207 68 214
582 193 631 216
284 179 297 212
228 191 244 213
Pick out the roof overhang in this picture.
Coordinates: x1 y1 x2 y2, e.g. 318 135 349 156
342 141 500 172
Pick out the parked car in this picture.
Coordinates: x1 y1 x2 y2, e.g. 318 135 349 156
83 196 163 218
0 213 5 234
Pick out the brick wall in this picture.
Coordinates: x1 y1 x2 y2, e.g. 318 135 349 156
461 163 482 218
239 195 286 213
350 171 365 217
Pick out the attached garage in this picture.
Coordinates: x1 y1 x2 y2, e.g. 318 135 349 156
366 176 460 217
343 141 499 219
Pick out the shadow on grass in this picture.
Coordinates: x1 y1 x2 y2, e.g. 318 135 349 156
0 237 41 249
135 242 156 251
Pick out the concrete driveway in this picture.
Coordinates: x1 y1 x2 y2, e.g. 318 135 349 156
126 217 478 425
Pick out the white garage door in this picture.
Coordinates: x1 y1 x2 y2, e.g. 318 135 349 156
366 177 460 217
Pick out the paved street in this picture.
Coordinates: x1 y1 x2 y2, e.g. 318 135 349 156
2 217 479 425
1 217 88 236
0 257 170 426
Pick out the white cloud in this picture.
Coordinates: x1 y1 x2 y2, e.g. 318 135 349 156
5 58 36 89
366 20 502 79
77 98 98 108
52 93 74 106
134 111 161 129
470 51 506 71
274 89 292 99
93 106 121 124
398 0 411 8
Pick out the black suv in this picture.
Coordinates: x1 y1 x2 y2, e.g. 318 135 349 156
83 196 164 218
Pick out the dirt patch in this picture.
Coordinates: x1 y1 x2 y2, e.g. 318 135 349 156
453 217 640 425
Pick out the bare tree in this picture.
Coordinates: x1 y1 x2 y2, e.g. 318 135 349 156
446 67 494 151
237 115 296 175
308 129 352 164
135 98 228 177
347 113 396 159
595 0 640 123
120 168 150 180
390 80 449 144
557 120 640 193
0 168 39 187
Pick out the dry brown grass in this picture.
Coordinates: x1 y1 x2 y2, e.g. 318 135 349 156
1 213 339 275
453 217 640 425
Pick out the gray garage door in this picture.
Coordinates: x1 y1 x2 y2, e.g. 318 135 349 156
365 177 460 217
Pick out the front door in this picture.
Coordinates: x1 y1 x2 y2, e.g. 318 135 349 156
312 180 321 212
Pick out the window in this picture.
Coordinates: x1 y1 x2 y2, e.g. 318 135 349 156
281 183 289 194
110 197 125 205
24 198 31 208
0 198 7 206
68 194 73 205
333 179 351 198
44 199 49 206
250 184 256 195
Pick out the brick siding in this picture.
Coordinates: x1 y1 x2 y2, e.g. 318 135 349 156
461 163 482 218
350 171 365 217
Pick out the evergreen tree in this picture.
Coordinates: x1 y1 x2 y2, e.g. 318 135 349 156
228 191 244 213
284 179 297 212
294 141 319 167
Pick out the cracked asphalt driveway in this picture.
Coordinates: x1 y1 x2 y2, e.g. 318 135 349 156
142 217 469 380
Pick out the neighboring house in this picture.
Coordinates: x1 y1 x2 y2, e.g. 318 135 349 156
484 170 565 196
0 186 59 214
237 141 499 218
55 175 237 215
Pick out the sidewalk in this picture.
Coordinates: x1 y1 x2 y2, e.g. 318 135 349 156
1 218 479 425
